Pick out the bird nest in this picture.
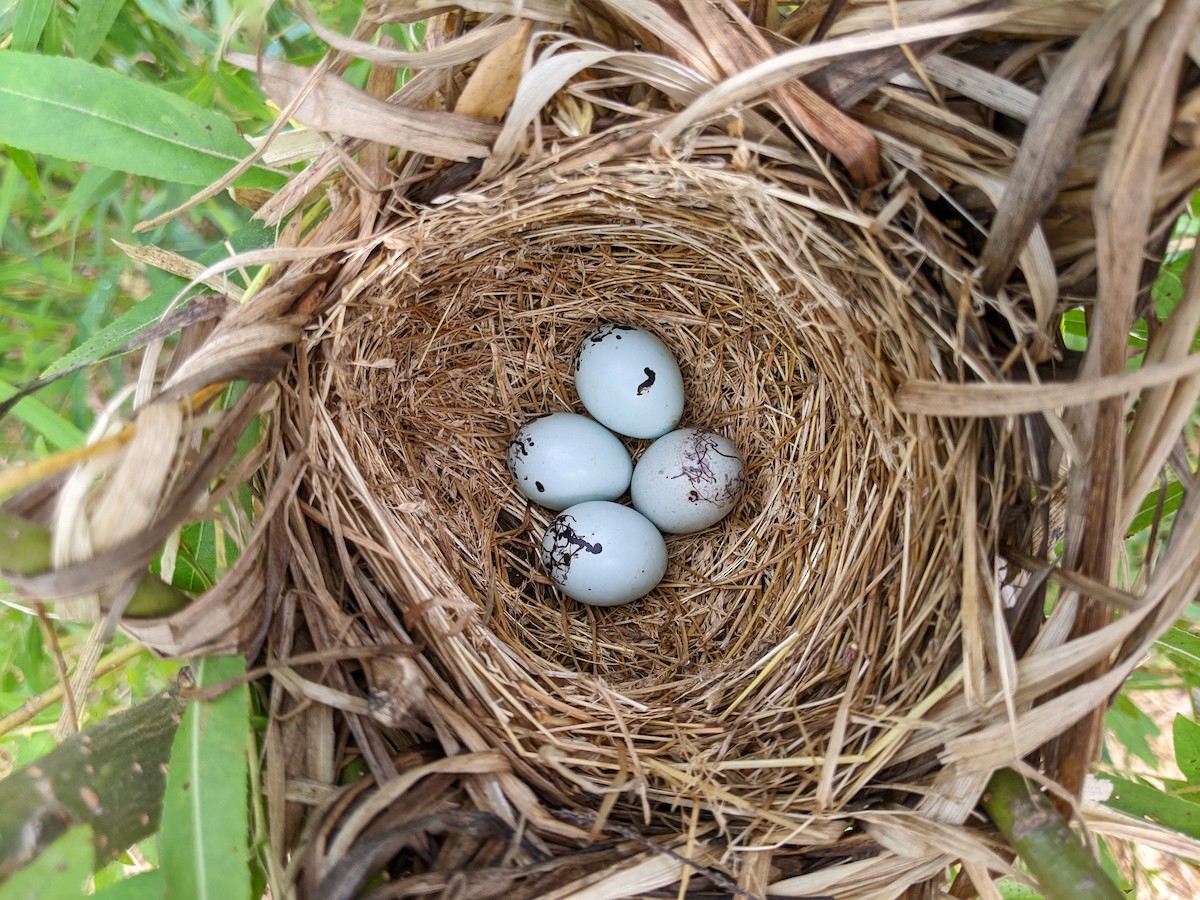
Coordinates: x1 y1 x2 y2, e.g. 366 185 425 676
317 146 979 814
9 1 1200 897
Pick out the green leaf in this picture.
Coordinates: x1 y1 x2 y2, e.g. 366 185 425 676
0 377 86 450
994 878 1044 900
1128 481 1184 536
1098 773 1200 840
93 869 165 900
1060 306 1088 352
0 52 283 189
4 146 41 192
1175 714 1200 786
1156 627 1200 675
40 218 275 379
71 0 127 62
0 825 90 900
1105 693 1161 769
0 159 25 241
12 0 54 52
151 521 240 592
160 655 251 900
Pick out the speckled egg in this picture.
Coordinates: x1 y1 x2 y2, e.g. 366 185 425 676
574 324 685 439
631 428 745 534
540 501 668 606
507 413 633 511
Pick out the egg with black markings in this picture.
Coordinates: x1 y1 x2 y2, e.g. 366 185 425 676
540 501 668 606
574 324 685 439
507 413 633 511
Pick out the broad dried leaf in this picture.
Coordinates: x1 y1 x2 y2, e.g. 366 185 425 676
454 21 533 121
227 54 497 162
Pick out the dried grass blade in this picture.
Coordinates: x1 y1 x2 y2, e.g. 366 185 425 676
390 0 573 22
453 20 532 121
960 452 985 707
656 11 1019 147
920 53 1038 123
297 1 524 68
976 0 1148 292
897 352 1200 416
6 386 267 599
539 839 722 900
114 241 244 301
600 0 718 77
86 403 183 554
803 0 1006 109
227 54 497 162
944 164 1056 326
769 852 952 898
683 0 880 184
1123 256 1200 523
485 44 708 177
943 659 1138 772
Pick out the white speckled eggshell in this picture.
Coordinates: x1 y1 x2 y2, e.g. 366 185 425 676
631 428 745 534
540 501 668 606
507 413 633 511
574 325 685 439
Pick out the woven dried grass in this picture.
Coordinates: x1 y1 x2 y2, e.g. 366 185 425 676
8 1 1200 897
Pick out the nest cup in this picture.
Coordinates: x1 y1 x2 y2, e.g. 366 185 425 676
306 147 994 844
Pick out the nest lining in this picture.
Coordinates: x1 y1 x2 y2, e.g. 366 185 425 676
310 153 990 829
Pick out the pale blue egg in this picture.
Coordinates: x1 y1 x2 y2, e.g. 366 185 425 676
574 325 685 439
540 501 667 606
508 413 632 510
631 428 745 534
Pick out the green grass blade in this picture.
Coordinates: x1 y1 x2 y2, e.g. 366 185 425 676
160 655 251 900
0 378 86 450
40 218 275 380
1097 773 1200 840
1174 714 1200 786
0 52 284 189
0 826 90 899
71 0 128 62
4 146 41 192
92 870 166 900
12 0 55 53
36 165 124 236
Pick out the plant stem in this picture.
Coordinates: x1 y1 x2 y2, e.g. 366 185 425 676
0 642 147 739
0 509 190 617
0 687 187 882
982 767 1124 900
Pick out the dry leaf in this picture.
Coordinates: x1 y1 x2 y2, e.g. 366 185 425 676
454 20 533 121
228 53 498 162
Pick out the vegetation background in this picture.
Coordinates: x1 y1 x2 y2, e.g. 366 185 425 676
0 0 1197 896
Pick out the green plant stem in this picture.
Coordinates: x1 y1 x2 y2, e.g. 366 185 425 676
0 687 187 882
0 642 147 739
982 768 1124 900
0 509 190 617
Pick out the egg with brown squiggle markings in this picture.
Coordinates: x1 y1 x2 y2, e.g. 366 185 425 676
631 428 745 534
